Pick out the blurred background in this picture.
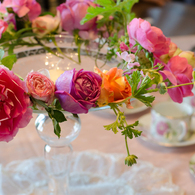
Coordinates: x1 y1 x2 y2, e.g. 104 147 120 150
34 0 195 37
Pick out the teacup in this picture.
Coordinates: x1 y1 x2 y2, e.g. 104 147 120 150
150 101 193 142
183 96 195 112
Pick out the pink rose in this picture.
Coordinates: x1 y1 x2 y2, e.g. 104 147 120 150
160 56 194 103
57 0 97 33
0 66 32 142
0 20 8 38
0 0 41 21
127 18 170 57
55 69 102 114
26 72 55 105
32 11 61 38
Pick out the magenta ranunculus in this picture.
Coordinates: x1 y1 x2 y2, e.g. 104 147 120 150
127 18 170 57
160 56 194 103
0 0 41 21
26 72 55 105
55 69 102 114
0 20 8 38
0 66 32 142
57 0 97 33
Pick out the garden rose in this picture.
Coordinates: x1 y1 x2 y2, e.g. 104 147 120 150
0 66 32 142
32 11 61 38
160 56 194 103
0 0 41 21
57 0 97 33
127 18 170 57
95 67 132 107
26 72 55 105
55 69 102 114
0 20 8 38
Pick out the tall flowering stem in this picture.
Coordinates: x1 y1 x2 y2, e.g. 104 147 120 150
104 103 142 166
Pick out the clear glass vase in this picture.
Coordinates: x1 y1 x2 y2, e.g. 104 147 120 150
35 113 81 194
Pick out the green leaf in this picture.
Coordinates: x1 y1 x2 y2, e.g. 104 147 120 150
81 0 138 25
8 45 14 55
104 121 119 134
126 71 141 94
136 75 152 95
0 49 4 61
122 120 141 139
53 98 62 110
135 94 155 107
40 12 55 17
52 118 61 138
52 110 67 123
1 55 17 70
94 0 115 7
14 27 33 38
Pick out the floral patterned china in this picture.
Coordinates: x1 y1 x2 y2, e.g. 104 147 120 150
138 113 195 147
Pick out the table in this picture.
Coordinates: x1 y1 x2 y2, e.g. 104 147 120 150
1 35 195 194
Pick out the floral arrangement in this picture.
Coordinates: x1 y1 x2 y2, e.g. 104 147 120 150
0 0 195 166
0 0 137 63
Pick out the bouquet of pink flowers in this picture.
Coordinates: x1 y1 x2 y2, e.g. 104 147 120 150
0 0 195 166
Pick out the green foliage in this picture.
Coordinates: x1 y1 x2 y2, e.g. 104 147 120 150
1 55 17 70
31 98 67 138
52 118 61 138
104 103 142 166
121 120 141 139
53 99 63 110
126 71 155 107
81 0 138 25
0 48 17 70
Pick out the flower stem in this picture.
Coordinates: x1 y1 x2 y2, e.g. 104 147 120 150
78 43 81 63
125 135 130 156
167 82 194 89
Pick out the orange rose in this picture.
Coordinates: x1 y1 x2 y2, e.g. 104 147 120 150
95 67 132 107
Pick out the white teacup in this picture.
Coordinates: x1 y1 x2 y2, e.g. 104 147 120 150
150 101 193 142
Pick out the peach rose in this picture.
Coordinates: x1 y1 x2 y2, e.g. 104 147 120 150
26 72 55 105
32 11 61 38
95 67 132 107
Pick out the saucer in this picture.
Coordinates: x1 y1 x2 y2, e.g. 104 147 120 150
122 99 148 114
138 113 195 147
105 99 148 115
189 153 195 178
